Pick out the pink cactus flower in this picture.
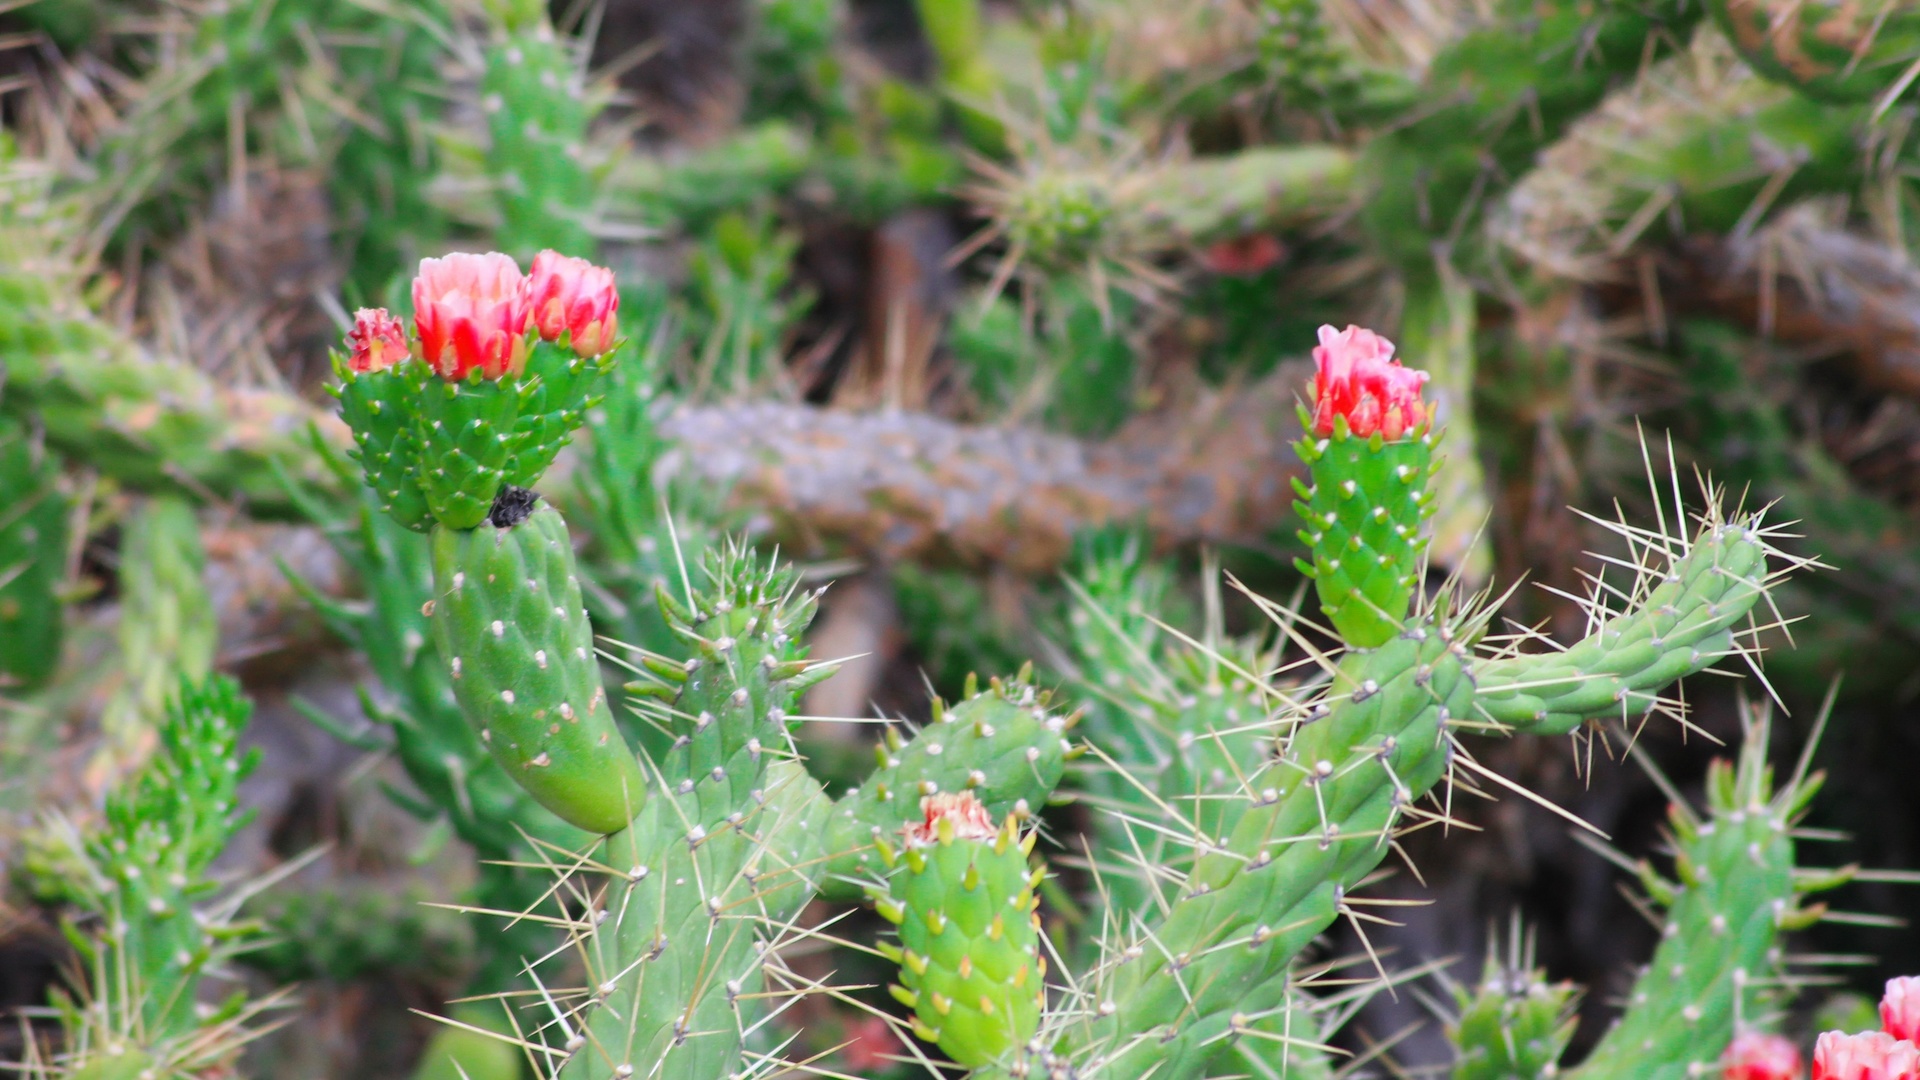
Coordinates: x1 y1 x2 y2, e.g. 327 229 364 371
1310 323 1431 441
1884 978 1920 1043
1813 1030 1920 1080
346 308 408 373
412 252 532 379
1723 1031 1803 1080
903 792 998 846
527 249 619 357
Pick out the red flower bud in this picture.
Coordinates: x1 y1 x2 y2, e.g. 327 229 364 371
1885 978 1920 1043
903 792 998 846
1724 1031 1803 1080
347 307 407 373
1310 324 1430 440
528 249 620 357
412 252 532 380
1814 1031 1920 1080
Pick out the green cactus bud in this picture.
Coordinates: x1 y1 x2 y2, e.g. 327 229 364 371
1294 421 1439 649
818 673 1073 901
1448 928 1579 1080
430 497 644 834
874 792 1045 1067
0 418 68 690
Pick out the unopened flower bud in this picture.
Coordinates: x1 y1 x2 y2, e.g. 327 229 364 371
1723 1031 1801 1080
347 308 407 373
528 249 619 357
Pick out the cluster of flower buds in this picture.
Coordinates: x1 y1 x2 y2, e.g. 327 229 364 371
334 249 623 532
1806 977 1920 1080
347 250 619 379
1309 323 1430 441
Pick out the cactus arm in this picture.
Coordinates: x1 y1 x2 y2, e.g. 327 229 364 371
480 13 596 259
429 501 645 835
1070 521 1768 1077
550 549 830 1080
1446 933 1580 1080
1471 521 1770 735
1565 719 1838 1079
1080 624 1475 1077
0 418 70 691
814 674 1073 902
40 676 269 1076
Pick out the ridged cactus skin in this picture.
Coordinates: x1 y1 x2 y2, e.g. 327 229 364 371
554 549 833 1080
1294 422 1439 648
430 499 644 834
334 342 611 532
1712 0 1920 104
816 673 1073 901
0 418 68 690
1566 712 1838 1080
873 797 1045 1067
1448 940 1579 1080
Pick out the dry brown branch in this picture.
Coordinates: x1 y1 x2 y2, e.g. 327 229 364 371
657 364 1311 574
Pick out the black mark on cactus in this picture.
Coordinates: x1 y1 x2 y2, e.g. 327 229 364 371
488 484 540 528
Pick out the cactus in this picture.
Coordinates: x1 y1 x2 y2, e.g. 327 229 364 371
871 793 1046 1066
817 672 1075 900
1711 0 1920 105
31 676 275 1078
1563 703 1839 1079
429 498 644 834
94 497 217 787
0 417 69 691
1446 924 1580 1080
545 545 836 1080
479 12 598 259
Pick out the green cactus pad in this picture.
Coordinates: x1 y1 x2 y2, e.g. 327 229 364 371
413 374 527 532
558 546 831 1080
1294 421 1439 648
430 499 644 834
875 805 1044 1067
0 418 68 689
817 673 1073 900
483 26 594 258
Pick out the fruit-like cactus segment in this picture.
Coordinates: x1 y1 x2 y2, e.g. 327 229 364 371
430 497 643 834
874 793 1045 1067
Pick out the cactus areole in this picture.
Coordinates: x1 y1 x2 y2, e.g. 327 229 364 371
1293 324 1438 648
